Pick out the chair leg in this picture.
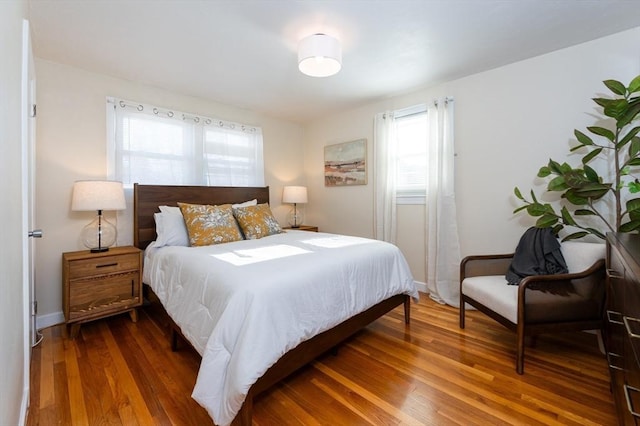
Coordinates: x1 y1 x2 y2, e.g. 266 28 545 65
459 298 466 329
516 324 525 375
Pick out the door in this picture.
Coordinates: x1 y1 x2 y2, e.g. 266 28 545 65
22 19 40 351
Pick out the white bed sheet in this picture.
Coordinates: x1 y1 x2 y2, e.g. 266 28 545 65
143 230 418 425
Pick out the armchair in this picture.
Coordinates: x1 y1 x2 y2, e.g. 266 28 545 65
459 241 606 374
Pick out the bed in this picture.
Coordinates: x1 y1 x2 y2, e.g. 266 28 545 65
133 183 419 425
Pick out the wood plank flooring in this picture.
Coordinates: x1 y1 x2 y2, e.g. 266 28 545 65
27 293 617 425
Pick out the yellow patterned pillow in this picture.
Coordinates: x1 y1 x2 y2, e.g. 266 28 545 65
233 203 283 240
177 202 243 246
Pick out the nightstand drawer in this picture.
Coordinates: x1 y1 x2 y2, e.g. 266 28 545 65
67 253 140 280
68 271 140 320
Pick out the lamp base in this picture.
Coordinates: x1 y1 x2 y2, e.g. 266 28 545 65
81 214 117 252
90 247 110 253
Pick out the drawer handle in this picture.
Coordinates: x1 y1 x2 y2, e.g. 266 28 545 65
624 384 640 418
96 262 118 269
607 352 623 370
608 310 624 325
623 316 640 339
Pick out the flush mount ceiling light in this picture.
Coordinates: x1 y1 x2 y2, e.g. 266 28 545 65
298 33 342 77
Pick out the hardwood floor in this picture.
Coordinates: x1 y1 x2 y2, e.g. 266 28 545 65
27 293 616 425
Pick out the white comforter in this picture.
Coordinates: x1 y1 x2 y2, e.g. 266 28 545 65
143 231 418 425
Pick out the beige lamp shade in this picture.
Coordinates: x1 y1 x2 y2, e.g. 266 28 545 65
282 186 308 204
71 180 126 211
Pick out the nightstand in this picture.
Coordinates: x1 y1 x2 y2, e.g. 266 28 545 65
284 225 318 232
62 245 142 339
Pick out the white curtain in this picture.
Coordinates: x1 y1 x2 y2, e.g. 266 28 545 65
426 98 461 306
374 111 397 243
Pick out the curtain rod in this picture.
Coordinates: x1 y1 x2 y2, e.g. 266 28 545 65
107 97 260 133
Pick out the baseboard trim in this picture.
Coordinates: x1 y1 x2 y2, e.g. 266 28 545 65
36 311 64 331
414 280 427 293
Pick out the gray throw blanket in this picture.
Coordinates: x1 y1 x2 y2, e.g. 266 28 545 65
506 227 568 285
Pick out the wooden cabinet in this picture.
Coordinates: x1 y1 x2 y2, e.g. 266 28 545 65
284 225 318 232
606 233 640 424
63 246 142 338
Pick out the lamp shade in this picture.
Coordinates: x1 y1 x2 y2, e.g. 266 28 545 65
298 34 342 77
71 180 126 211
282 186 308 204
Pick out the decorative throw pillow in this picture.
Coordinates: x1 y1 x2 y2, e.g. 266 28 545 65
177 202 243 246
233 203 283 240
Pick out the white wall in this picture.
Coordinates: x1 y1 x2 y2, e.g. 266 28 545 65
0 1 29 424
35 60 305 325
305 27 640 284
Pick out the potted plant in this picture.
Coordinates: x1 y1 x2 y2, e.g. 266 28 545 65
514 75 640 241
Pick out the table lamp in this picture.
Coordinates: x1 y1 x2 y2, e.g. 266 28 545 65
282 186 308 228
71 180 126 252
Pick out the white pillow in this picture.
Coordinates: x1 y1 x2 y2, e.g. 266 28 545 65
232 199 258 208
154 207 189 247
159 205 182 215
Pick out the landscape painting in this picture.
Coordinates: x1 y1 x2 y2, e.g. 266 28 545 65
324 139 367 186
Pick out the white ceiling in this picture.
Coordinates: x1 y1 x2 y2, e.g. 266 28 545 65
29 0 640 124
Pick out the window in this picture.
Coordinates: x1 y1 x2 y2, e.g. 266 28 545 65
394 105 428 204
107 98 264 187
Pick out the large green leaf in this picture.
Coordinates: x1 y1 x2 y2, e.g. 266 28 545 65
572 182 610 199
586 227 606 239
514 187 524 200
581 147 602 165
620 220 640 233
629 181 640 194
626 198 640 213
548 159 564 175
560 206 577 226
526 203 548 217
562 231 589 242
537 166 551 178
604 79 627 96
513 205 528 214
574 209 597 215
574 129 594 146
563 189 589 205
632 139 640 158
583 165 600 183
547 176 568 191
587 126 615 141
617 100 640 128
619 126 640 149
552 224 564 236
604 99 629 119
563 170 589 188
628 158 640 166
593 97 614 108
536 214 558 228
629 75 640 93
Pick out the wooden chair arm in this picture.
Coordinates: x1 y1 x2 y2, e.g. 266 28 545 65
460 253 514 280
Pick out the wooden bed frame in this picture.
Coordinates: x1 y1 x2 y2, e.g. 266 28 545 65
133 183 411 425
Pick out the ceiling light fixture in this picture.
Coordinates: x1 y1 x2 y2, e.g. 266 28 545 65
298 33 342 77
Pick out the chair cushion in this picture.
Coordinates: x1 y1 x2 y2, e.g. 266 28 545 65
560 241 605 273
462 274 602 325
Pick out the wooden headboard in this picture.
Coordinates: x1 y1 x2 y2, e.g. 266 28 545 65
133 183 270 250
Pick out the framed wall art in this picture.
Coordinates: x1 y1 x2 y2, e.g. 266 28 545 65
324 139 367 187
